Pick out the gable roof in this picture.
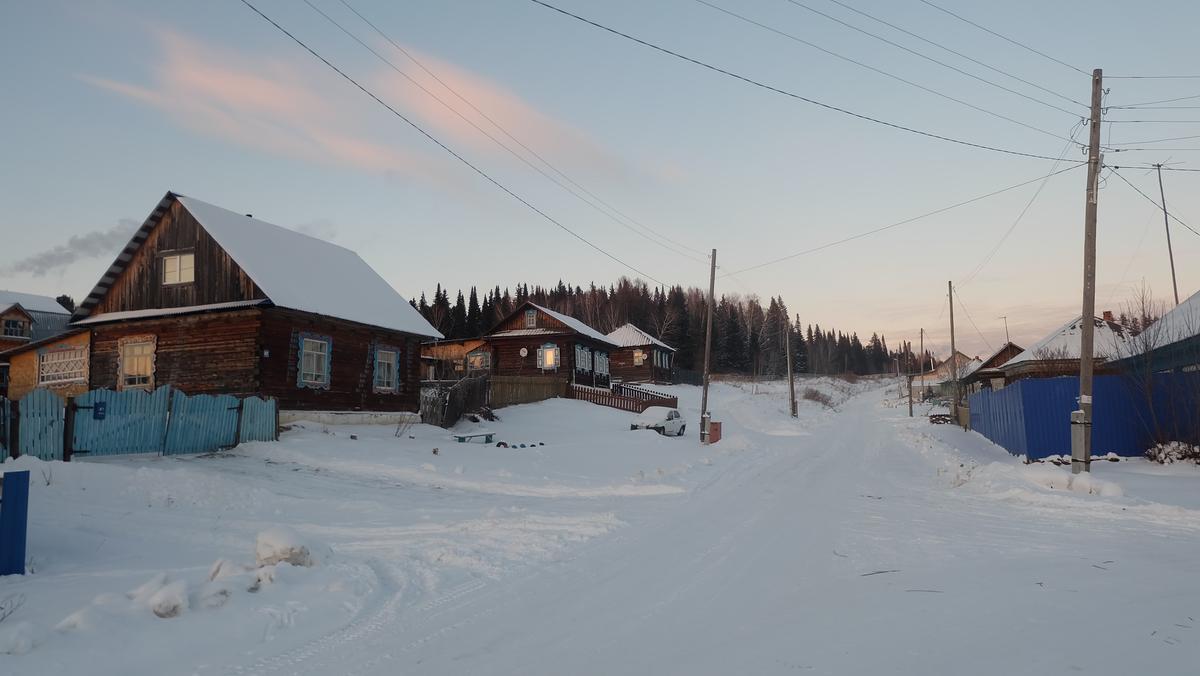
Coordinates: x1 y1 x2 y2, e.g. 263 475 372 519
0 290 70 316
606 323 675 351
1005 315 1131 367
978 341 1024 369
75 192 440 338
489 301 616 346
1137 287 1200 353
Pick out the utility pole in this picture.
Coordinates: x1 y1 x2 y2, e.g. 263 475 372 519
948 281 960 425
917 327 924 405
1073 68 1104 475
1154 163 1181 306
785 319 797 418
700 249 717 444
998 315 1010 344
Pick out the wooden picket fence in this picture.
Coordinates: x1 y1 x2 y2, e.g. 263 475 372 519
568 384 677 414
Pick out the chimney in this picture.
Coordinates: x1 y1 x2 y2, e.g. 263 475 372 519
1102 310 1114 322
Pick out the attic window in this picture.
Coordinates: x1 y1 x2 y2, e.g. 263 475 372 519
163 253 195 285
3 319 28 338
524 309 537 328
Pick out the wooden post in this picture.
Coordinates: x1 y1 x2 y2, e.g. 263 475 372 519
273 397 280 441
948 281 959 423
159 385 174 455
1154 164 1181 307
785 319 797 417
1074 68 1103 475
232 397 246 449
700 249 716 443
63 396 76 463
9 400 19 459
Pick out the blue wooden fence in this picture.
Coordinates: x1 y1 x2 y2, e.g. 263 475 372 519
0 397 9 456
969 374 1200 460
9 386 277 460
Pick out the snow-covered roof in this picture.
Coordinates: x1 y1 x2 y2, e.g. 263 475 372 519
0 290 70 315
528 303 616 346
959 358 985 379
73 300 269 326
489 328 561 338
1004 315 1132 366
606 323 675 351
1137 288 1200 352
177 196 440 338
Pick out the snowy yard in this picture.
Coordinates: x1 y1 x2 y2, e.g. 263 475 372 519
2 377 1199 675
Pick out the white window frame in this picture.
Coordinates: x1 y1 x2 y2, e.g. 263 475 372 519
575 344 593 372
162 253 195 285
524 308 537 328
3 319 27 338
537 343 560 371
119 337 156 390
300 337 330 386
374 348 398 392
595 351 609 376
38 347 88 386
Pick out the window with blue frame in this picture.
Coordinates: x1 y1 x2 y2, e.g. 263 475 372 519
297 333 331 389
374 345 399 393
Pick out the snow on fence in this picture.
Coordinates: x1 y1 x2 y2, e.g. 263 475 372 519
612 383 677 404
568 384 677 413
6 385 278 461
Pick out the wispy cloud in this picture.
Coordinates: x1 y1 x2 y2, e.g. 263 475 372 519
4 220 139 277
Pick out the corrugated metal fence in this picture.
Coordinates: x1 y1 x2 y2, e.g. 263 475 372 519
4 385 277 461
969 374 1200 460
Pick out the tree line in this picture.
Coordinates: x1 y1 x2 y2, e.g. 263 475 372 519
412 278 937 376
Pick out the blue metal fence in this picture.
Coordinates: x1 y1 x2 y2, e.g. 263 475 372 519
0 397 9 456
969 374 1200 460
10 386 277 460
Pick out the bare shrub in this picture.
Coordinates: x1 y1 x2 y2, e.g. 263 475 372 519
1145 441 1200 464
802 388 834 408
0 594 25 624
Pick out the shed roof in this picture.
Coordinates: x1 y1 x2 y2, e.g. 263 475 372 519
606 323 675 351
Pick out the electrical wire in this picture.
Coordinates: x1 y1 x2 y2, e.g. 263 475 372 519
778 0 1084 116
1111 93 1200 108
914 0 1090 77
820 0 1088 109
959 124 1083 286
1102 204 1156 309
693 0 1080 143
725 163 1085 276
1107 75 1200 80
304 0 707 266
953 285 993 354
526 0 1080 162
238 0 667 286
1106 134 1200 146
337 0 711 261
1107 167 1200 237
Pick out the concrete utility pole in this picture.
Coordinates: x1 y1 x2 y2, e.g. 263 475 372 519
948 281 960 424
1073 68 1104 475
785 319 797 418
917 327 924 405
1154 163 1181 306
700 249 717 444
998 315 1010 344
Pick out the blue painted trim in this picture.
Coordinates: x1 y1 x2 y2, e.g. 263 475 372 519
372 343 401 394
297 331 332 390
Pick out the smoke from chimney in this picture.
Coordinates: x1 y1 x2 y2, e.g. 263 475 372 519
3 219 138 277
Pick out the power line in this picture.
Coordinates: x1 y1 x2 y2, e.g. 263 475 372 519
914 0 1089 77
696 0 1080 142
527 0 1080 162
305 0 707 265
1107 75 1200 80
1106 134 1200 146
1108 105 1200 110
238 0 667 286
1107 167 1200 237
953 285 993 353
336 0 711 261
1103 204 1156 309
1112 94 1200 108
692 0 1080 143
725 163 1085 275
778 0 1084 116
1105 119 1200 124
821 0 1088 109
959 125 1083 285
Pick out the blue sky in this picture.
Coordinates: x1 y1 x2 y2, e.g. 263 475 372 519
3 0 1199 357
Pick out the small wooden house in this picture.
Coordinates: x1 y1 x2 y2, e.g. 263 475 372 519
1 329 91 401
481 301 615 388
999 315 1130 384
961 341 1024 394
420 338 487 381
605 323 675 384
69 191 441 411
0 291 73 351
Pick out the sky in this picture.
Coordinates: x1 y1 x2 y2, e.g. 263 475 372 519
3 0 1200 359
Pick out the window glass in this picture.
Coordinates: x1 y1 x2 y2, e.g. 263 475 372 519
2 319 26 337
633 349 644 366
121 340 155 388
524 309 537 328
162 253 195 284
375 349 397 391
39 348 87 385
301 338 329 385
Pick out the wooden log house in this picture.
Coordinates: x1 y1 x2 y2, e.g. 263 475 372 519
481 301 615 389
605 323 675 384
68 191 442 411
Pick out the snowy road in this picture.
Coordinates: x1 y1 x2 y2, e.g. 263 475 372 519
225 386 1200 675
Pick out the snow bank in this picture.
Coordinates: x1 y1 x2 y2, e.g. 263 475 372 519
256 526 326 568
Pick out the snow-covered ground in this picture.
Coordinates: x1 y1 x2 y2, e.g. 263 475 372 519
2 377 1199 675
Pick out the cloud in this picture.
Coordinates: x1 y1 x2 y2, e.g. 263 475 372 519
5 220 139 277
80 28 423 174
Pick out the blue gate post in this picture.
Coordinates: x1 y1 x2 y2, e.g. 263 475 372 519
0 470 30 576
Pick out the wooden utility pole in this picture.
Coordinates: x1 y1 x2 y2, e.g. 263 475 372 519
948 281 960 424
785 319 797 418
1074 68 1104 475
916 327 924 406
1154 163 1181 306
700 249 717 443
999 315 1010 344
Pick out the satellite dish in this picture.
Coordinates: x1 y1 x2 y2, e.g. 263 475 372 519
520 347 529 358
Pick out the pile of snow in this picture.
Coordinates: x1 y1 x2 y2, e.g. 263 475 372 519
256 526 327 568
1145 441 1200 464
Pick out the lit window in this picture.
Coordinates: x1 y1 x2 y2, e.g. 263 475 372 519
537 343 559 370
466 349 491 371
39 348 88 385
633 349 645 366
120 338 156 389
162 253 195 285
3 319 28 337
524 309 537 328
300 337 330 387
374 348 397 392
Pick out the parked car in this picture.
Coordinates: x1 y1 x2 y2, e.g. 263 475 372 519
630 406 686 436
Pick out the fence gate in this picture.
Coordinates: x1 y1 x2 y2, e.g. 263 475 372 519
18 389 64 461
238 396 278 443
72 387 172 456
164 391 241 455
